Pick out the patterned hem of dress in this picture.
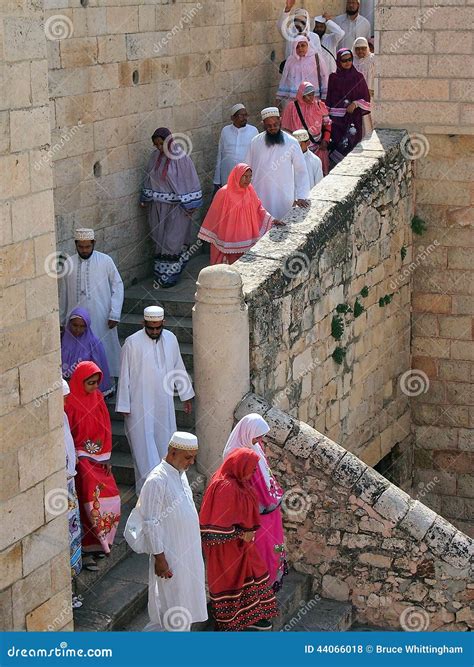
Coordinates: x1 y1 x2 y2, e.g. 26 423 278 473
210 574 279 631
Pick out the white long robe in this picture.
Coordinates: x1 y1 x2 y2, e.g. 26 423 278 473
115 329 194 493
213 124 258 185
334 13 371 50
245 132 310 220
139 460 207 630
320 20 345 74
59 251 124 377
304 150 324 190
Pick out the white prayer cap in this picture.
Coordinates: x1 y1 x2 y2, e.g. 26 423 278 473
144 306 164 321
169 431 198 451
353 37 369 48
74 228 95 241
302 83 316 96
261 107 280 121
314 15 327 24
231 103 246 117
62 378 70 396
293 129 310 143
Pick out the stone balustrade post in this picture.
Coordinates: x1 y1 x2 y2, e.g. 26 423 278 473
192 265 250 478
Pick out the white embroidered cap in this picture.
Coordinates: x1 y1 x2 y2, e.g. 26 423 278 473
144 306 164 321
169 431 198 451
74 228 95 241
314 15 327 24
293 129 310 143
62 378 70 396
231 103 246 117
261 107 280 120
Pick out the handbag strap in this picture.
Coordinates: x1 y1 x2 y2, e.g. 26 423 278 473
294 100 318 144
321 43 337 63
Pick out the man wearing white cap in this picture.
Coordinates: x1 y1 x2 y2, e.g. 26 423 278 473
213 103 258 190
59 228 124 380
293 130 324 190
334 0 371 50
116 305 194 493
313 14 345 74
245 108 310 220
137 431 207 631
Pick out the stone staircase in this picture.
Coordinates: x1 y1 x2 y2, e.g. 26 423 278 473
73 255 359 632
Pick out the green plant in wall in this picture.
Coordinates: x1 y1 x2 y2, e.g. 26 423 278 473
332 347 346 365
336 303 352 314
411 215 427 236
379 293 394 307
400 245 407 261
331 315 344 340
353 298 365 318
360 286 369 298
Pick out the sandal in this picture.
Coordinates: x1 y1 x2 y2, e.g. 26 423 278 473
72 595 83 608
82 555 99 572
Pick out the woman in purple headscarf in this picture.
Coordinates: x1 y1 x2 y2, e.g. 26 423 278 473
61 307 113 396
326 48 371 167
140 128 203 288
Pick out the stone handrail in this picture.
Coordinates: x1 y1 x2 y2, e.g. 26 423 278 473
235 393 473 631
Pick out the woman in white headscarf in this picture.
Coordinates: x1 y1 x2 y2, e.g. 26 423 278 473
277 36 329 107
223 414 288 590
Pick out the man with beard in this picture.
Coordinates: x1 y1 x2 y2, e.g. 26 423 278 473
313 14 345 75
116 306 194 493
213 103 258 189
245 107 310 220
59 228 124 382
334 0 371 50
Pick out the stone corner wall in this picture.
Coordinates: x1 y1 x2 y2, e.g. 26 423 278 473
235 129 415 477
1 2 72 632
236 393 473 631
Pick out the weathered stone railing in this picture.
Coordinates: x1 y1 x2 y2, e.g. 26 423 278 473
236 393 473 631
235 130 414 475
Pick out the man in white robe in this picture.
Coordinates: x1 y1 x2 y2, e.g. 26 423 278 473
277 1 322 59
245 107 310 220
59 228 124 378
138 432 207 631
116 306 194 493
293 129 324 190
213 103 258 189
313 14 345 75
334 0 371 50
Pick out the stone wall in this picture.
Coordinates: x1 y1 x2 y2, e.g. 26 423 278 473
46 0 344 285
236 130 415 476
410 136 474 538
0 1 72 631
236 394 473 631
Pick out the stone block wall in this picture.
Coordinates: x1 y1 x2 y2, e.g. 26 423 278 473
410 136 474 538
0 1 72 631
236 394 473 631
46 0 344 284
237 130 415 477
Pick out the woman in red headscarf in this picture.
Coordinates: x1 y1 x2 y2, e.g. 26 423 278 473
198 163 285 266
65 361 121 570
200 449 279 631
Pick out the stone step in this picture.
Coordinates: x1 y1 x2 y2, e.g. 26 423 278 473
274 569 313 631
119 314 194 345
73 484 137 599
284 597 354 632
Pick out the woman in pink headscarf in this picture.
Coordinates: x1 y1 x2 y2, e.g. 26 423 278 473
277 35 329 106
222 413 288 591
198 163 284 265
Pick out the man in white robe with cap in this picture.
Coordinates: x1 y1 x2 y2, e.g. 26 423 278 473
138 431 207 631
59 228 124 379
245 107 310 220
334 0 371 50
293 129 324 190
313 14 345 74
213 103 258 190
116 306 194 493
